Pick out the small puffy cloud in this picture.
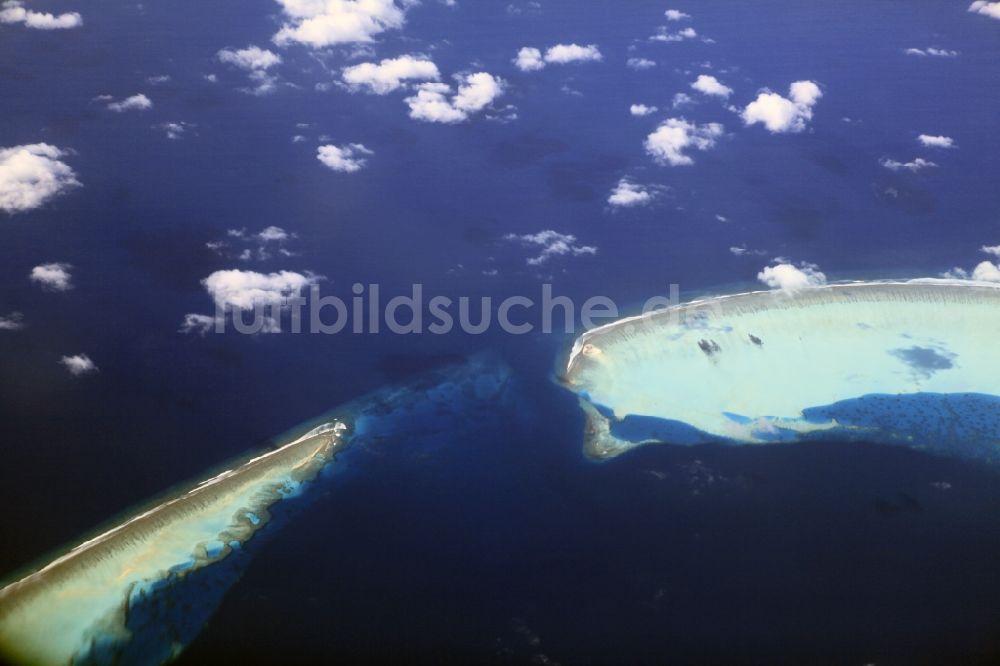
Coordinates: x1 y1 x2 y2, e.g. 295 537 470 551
516 43 602 71
0 143 80 213
969 1 1000 20
981 245 1000 257
664 9 690 20
544 43 602 64
504 230 597 265
742 80 822 133
0 1 81 29
30 262 73 291
651 26 697 42
272 0 406 48
626 57 656 70
644 118 723 166
691 74 732 98
607 178 654 208
60 353 98 376
317 143 373 172
917 134 955 149
218 45 282 71
630 103 657 116
880 157 936 172
202 269 321 310
106 94 153 112
405 72 504 123
514 47 545 71
972 261 1000 281
0 312 25 331
905 47 958 57
757 261 827 293
147 74 171 85
342 55 439 93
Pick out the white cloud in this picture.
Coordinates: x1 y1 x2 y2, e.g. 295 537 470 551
317 143 373 172
516 43 602 71
156 122 192 140
179 313 218 336
981 245 1000 257
211 226 297 261
202 269 321 311
650 26 697 42
218 45 282 71
905 47 958 57
691 74 732 98
672 92 694 108
626 57 656 70
147 74 171 85
0 143 80 213
757 261 827 293
664 9 690 20
729 245 766 257
217 46 283 95
405 72 504 123
514 47 545 71
60 353 98 376
272 0 407 48
342 55 439 93
742 80 822 133
880 157 937 172
0 312 24 330
644 118 723 166
544 43 602 64
917 134 955 149
972 261 1000 281
29 262 73 291
0 1 81 29
504 230 597 265
630 103 657 116
969 1 1000 20
607 178 654 208
106 94 153 112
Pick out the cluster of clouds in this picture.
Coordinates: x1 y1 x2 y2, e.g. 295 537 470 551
504 230 597 265
0 1 81 29
741 80 822 134
0 143 80 213
880 133 955 172
317 143 373 172
644 118 723 166
968 1 1000 20
943 245 1000 283
217 45 283 95
404 72 505 124
338 55 505 124
207 226 297 261
757 261 827 293
514 43 603 72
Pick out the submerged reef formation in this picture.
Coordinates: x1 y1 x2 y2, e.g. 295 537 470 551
562 280 1000 461
0 354 514 666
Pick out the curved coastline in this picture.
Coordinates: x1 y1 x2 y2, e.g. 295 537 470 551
561 279 1000 460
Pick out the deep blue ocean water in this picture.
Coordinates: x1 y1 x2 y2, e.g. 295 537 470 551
2 0 999 663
